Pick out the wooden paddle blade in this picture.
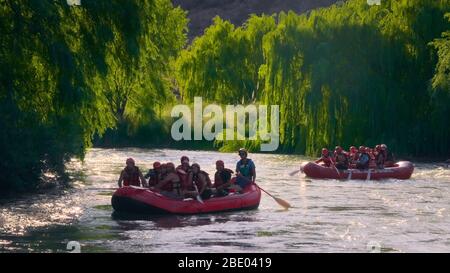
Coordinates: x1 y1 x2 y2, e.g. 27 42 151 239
275 197 291 209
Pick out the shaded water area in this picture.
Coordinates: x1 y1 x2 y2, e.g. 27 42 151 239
1 148 450 252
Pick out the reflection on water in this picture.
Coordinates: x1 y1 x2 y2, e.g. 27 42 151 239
1 148 450 252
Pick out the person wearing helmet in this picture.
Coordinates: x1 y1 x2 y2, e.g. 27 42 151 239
213 160 235 197
334 146 349 170
235 148 256 192
356 146 370 170
186 163 213 199
374 145 385 169
315 148 334 167
348 146 358 167
175 156 191 190
118 158 147 188
176 156 191 173
145 161 162 187
381 144 395 167
151 162 183 199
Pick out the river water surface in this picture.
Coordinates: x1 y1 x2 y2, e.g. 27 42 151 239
1 148 449 252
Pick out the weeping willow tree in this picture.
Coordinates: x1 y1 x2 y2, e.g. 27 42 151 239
0 0 187 193
175 0 450 157
176 15 276 104
429 13 450 155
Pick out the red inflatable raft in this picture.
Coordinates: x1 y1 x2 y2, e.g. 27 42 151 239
300 161 414 180
111 185 261 215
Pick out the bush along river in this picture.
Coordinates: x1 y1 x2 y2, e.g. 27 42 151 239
1 148 450 253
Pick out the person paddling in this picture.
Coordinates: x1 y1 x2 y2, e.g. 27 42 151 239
334 146 349 170
235 148 256 192
348 146 358 168
381 144 395 167
187 163 213 200
315 148 334 167
374 145 385 169
176 155 191 192
356 146 370 170
213 160 235 197
118 158 147 188
151 162 183 199
176 156 191 173
145 161 162 187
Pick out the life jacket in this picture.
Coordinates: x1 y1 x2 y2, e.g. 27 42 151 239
176 168 189 190
214 168 234 187
190 170 211 190
319 155 333 167
376 152 385 166
159 172 182 192
146 169 160 186
357 153 370 168
237 159 255 178
123 166 140 187
335 152 348 167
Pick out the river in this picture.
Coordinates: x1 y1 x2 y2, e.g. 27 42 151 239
1 148 449 253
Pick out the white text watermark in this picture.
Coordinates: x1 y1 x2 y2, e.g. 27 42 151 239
171 97 279 152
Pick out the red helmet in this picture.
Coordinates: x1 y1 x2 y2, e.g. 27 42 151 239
126 158 135 165
153 161 161 169
216 160 224 167
350 146 357 152
322 148 329 155
191 163 200 170
375 145 381 151
166 162 175 170
335 146 343 153
180 156 189 163
359 146 365 152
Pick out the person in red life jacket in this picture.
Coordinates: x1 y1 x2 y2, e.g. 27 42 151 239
176 156 191 191
315 148 334 167
187 163 213 200
369 147 376 161
374 145 385 169
151 163 183 199
348 146 359 167
381 144 395 167
334 146 349 170
144 161 162 187
356 146 370 170
176 156 191 173
213 160 235 197
235 148 256 192
118 158 147 188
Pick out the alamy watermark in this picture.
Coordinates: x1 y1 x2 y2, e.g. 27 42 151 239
366 241 381 253
66 241 81 253
67 0 81 6
171 97 279 152
367 0 381 5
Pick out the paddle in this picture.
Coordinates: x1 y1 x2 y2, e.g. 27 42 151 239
289 169 301 176
332 163 341 177
256 184 291 209
237 175 291 209
192 183 204 204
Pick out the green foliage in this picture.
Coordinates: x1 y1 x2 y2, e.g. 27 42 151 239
0 0 187 193
176 15 276 104
175 0 450 157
